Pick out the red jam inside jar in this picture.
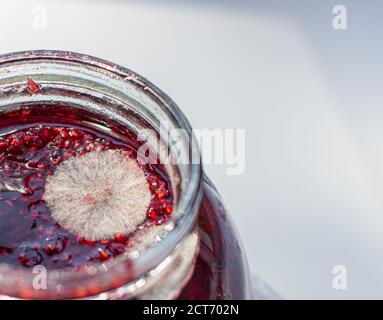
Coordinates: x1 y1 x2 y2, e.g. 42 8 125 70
0 110 173 270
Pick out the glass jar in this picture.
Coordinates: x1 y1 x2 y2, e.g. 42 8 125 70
0 50 251 299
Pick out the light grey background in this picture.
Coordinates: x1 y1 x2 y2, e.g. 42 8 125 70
1 0 382 299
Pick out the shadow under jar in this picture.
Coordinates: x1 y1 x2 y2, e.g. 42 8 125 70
0 51 251 300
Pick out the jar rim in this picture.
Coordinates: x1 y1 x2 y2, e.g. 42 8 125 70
0 50 203 299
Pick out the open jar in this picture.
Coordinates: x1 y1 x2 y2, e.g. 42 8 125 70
0 50 251 299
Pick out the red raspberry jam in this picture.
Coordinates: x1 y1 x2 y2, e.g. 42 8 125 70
0 119 173 269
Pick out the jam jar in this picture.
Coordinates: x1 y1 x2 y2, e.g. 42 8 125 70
0 51 251 299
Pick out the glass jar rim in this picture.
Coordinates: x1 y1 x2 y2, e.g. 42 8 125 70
0 50 203 299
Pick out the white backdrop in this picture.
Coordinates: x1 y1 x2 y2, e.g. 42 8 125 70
1 0 382 299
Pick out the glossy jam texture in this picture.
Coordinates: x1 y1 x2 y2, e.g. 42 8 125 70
0 124 173 269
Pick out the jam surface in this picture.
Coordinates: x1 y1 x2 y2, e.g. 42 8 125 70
0 123 173 269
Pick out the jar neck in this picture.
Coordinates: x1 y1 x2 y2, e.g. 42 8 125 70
0 50 203 299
